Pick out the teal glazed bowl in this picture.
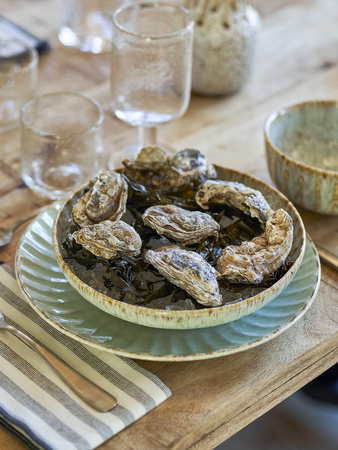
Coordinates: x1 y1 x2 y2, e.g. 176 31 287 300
52 166 306 330
264 100 338 215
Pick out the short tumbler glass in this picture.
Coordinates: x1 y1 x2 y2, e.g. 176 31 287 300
20 92 104 200
0 38 38 132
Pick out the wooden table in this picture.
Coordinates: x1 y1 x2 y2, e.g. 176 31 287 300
1 1 337 448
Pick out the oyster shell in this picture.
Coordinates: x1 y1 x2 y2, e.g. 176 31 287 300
142 204 220 245
145 245 223 307
73 220 142 260
171 148 217 180
71 189 93 228
72 170 128 227
217 209 293 284
123 145 168 171
196 180 273 223
122 146 172 190
162 148 217 190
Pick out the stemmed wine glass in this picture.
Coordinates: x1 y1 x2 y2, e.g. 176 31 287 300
108 2 194 167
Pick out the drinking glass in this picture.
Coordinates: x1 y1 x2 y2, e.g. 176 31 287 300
59 0 127 54
20 92 104 200
0 38 38 131
109 2 194 167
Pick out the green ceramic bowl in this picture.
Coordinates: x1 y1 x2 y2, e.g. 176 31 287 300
265 100 338 215
52 166 306 329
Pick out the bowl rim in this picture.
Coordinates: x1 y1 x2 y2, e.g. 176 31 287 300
264 99 338 177
52 166 307 329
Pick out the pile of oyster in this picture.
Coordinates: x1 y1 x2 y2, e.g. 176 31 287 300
69 147 293 309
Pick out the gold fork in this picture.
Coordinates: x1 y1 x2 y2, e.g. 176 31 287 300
0 312 117 412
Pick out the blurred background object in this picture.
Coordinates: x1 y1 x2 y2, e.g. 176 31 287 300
265 101 338 215
186 0 260 96
58 0 127 53
20 91 104 200
0 37 37 131
109 2 194 166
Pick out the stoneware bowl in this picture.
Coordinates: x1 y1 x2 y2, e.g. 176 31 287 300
265 100 338 215
52 166 306 329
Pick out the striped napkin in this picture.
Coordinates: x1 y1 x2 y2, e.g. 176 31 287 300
0 262 171 450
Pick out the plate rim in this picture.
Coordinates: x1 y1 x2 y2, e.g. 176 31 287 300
15 204 320 361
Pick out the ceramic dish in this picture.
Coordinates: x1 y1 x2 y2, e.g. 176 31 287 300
52 166 307 329
265 100 338 215
16 204 319 361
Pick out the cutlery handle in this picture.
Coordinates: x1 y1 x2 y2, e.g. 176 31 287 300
9 205 50 232
316 244 338 271
12 328 117 412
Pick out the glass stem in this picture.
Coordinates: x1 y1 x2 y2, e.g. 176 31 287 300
139 126 157 149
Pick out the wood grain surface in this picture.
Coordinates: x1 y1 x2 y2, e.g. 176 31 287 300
0 1 337 449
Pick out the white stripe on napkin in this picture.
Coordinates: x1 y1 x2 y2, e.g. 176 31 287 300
0 263 171 450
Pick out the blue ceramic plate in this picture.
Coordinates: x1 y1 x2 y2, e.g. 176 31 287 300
15 204 320 361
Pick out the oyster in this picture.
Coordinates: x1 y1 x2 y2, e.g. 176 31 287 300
122 146 172 190
72 170 128 227
162 148 217 190
142 204 220 245
217 209 293 284
145 245 223 307
171 148 217 180
72 220 142 260
123 145 168 171
196 180 273 223
71 189 93 228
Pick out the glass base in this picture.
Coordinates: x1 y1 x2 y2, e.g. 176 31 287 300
22 163 83 200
